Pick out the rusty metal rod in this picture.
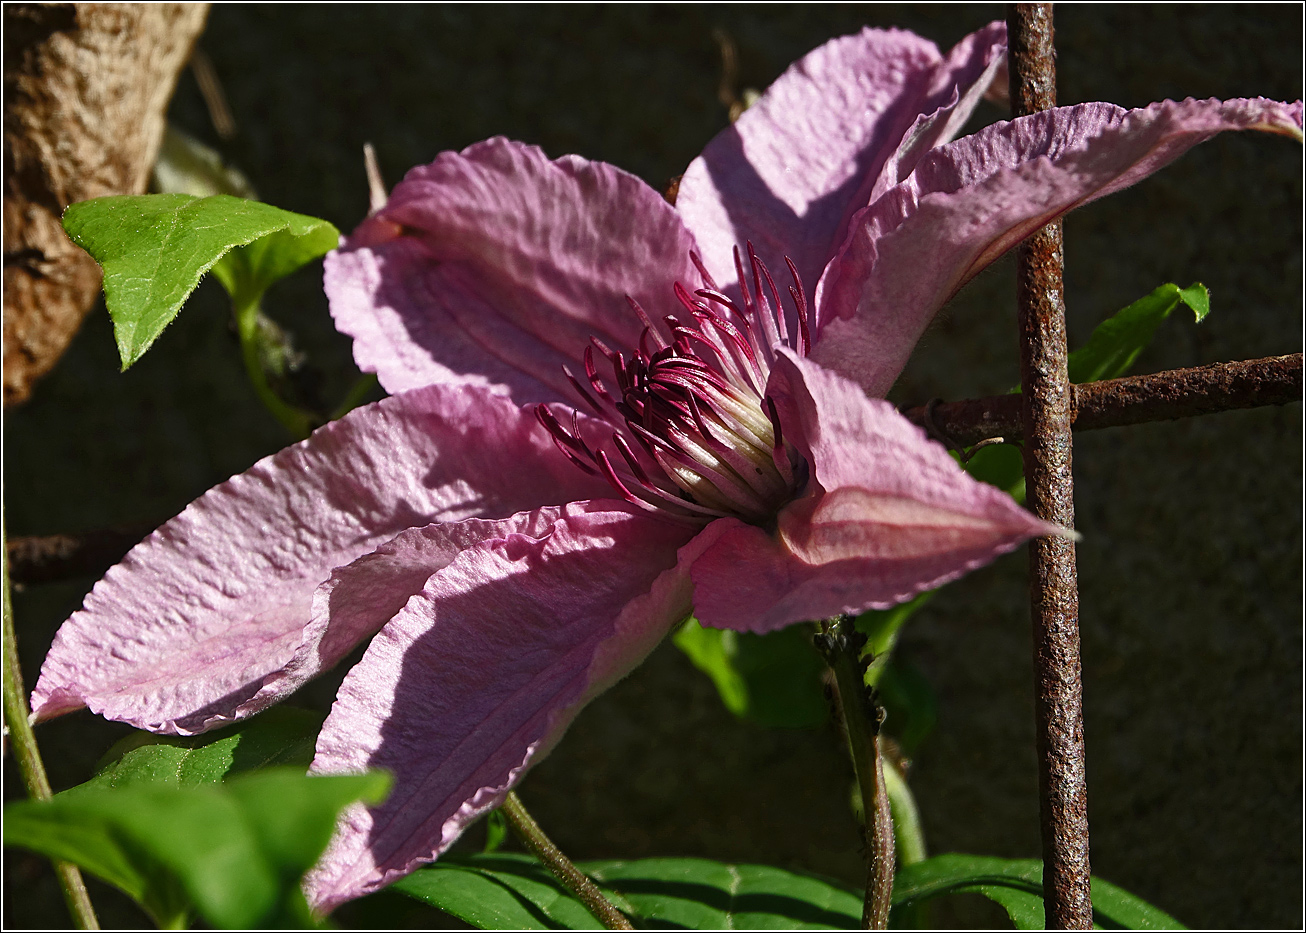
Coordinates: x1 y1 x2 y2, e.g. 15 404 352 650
902 353 1303 447
1008 5 1093 928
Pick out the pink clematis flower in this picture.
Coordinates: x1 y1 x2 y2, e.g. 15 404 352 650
32 21 1301 911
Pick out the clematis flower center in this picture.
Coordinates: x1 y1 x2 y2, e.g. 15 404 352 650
537 246 810 525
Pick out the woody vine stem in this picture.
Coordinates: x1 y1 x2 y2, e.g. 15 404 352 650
816 616 895 930
500 791 634 930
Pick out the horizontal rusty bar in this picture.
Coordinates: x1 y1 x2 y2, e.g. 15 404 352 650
903 353 1303 448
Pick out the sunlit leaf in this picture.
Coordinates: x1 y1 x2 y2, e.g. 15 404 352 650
5 766 385 929
82 706 324 792
673 619 827 728
1067 282 1209 385
62 193 337 368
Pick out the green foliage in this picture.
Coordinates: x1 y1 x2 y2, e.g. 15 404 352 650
961 441 1026 501
673 618 828 728
1067 282 1208 385
152 124 258 200
893 854 1186 930
82 706 325 791
396 851 1182 930
395 853 862 930
5 708 346 928
855 591 935 674
61 193 338 370
4 768 389 929
874 659 938 755
483 810 509 854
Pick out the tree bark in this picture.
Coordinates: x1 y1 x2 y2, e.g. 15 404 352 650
4 3 209 406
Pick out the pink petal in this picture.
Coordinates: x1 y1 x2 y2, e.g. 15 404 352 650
676 23 1006 299
691 351 1057 633
30 386 609 734
303 502 705 910
262 509 568 713
867 22 1008 205
327 137 700 402
813 96 1304 395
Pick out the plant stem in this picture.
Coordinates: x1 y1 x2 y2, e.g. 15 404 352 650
817 616 894 930
2 519 100 930
881 762 926 867
329 373 380 421
234 294 313 439
882 761 929 928
500 791 633 931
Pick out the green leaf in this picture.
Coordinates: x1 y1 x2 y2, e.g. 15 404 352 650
152 123 258 200
5 766 385 929
483 809 509 854
584 858 861 929
875 659 937 754
1067 282 1209 385
960 441 1026 502
958 883 1046 930
393 854 601 930
893 854 1186 930
673 618 749 716
81 706 324 792
855 591 935 668
61 193 338 368
397 853 863 930
1089 875 1189 931
673 619 828 728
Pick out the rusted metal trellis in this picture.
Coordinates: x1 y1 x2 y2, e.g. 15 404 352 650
1007 5 1093 927
4 8 1302 931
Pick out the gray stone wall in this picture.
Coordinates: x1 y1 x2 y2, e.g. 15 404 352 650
6 5 1300 928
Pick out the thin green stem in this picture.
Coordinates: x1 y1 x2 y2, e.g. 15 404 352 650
883 759 931 928
329 373 380 421
2 519 100 930
500 791 633 931
233 294 313 439
817 616 895 930
882 762 926 866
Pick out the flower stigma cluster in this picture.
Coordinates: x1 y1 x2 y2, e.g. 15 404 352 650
537 244 811 526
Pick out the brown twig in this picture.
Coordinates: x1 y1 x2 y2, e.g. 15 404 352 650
1008 5 1093 928
7 524 155 586
500 791 633 930
901 354 1304 447
190 46 238 141
814 617 894 930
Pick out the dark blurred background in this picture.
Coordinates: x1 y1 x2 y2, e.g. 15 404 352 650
5 5 1301 928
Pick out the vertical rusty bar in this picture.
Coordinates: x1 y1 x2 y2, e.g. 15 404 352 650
1006 5 1093 929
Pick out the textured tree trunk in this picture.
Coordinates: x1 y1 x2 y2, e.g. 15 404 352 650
3 3 209 406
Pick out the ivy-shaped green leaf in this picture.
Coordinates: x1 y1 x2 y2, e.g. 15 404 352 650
62 193 338 369
4 768 388 929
